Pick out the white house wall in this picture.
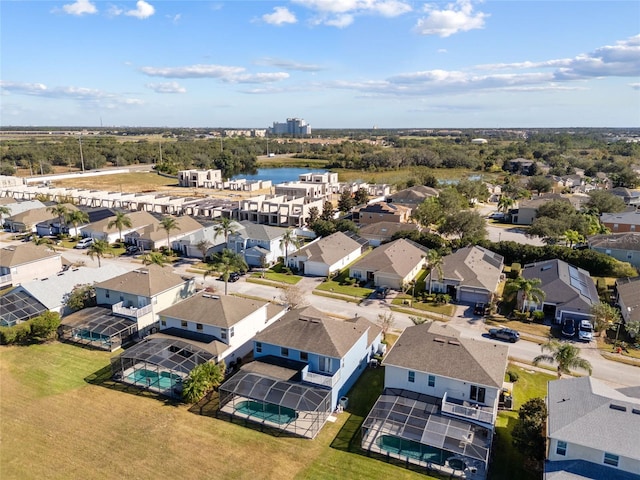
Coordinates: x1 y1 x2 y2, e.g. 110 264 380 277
4 255 62 286
547 438 640 475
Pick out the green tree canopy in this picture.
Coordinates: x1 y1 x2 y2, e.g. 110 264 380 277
205 248 248 295
512 397 548 463
107 211 132 243
182 361 226 404
87 239 113 267
439 210 486 245
533 340 593 376
586 190 626 214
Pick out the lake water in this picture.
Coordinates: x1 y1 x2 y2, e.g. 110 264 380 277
438 175 482 185
232 167 327 184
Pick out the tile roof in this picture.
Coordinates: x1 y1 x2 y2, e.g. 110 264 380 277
383 322 508 388
547 377 640 460
438 246 504 291
95 264 193 298
255 306 379 358
350 238 427 278
294 231 363 266
0 243 60 267
158 292 281 328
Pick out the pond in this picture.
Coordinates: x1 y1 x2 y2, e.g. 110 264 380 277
232 167 327 184
438 174 482 186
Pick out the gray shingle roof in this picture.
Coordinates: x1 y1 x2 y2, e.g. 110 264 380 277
255 306 378 358
294 231 363 266
358 221 419 238
236 220 288 241
547 377 640 460
588 232 640 252
383 322 508 388
616 276 640 323
601 210 640 226
438 246 504 291
350 238 427 277
95 265 193 298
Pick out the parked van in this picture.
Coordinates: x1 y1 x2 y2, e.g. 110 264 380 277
75 237 94 249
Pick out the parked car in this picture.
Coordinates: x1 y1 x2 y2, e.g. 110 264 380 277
220 272 242 283
75 237 94 249
562 318 576 338
488 327 520 343
125 245 140 255
474 302 489 316
374 286 390 299
578 320 594 342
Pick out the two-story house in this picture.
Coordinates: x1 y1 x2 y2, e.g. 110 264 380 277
228 221 296 267
601 210 640 233
94 265 196 333
362 322 509 479
108 293 287 396
0 243 63 288
218 306 383 439
352 202 412 226
546 376 640 479
616 276 640 335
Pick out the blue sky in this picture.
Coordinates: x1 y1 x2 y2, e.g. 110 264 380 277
1 0 639 128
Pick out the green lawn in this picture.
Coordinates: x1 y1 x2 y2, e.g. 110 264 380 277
315 267 374 299
392 295 455 316
250 271 302 285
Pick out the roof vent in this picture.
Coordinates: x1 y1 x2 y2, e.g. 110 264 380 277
434 337 446 343
609 403 627 412
448 340 460 346
541 265 552 271
632 408 640 415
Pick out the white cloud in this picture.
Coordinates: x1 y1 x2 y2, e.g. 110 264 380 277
168 13 181 23
139 63 289 84
262 7 297 26
256 57 324 72
292 0 411 27
61 0 97 16
415 0 487 37
229 73 290 84
145 82 186 94
326 14 354 28
125 0 155 19
107 5 124 17
630 83 640 90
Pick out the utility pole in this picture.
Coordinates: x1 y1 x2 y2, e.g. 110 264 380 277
79 134 85 172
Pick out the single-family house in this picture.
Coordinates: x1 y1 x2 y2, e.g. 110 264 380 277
81 210 157 243
385 185 439 211
4 204 78 233
362 322 509 478
615 277 640 335
507 158 536 175
425 246 504 304
509 194 573 225
108 293 288 396
588 232 640 269
173 224 229 258
0 200 45 230
124 215 203 251
601 210 640 233
357 221 420 247
521 259 599 324
611 187 640 207
218 306 383 438
228 220 295 267
545 376 640 480
286 231 367 276
349 239 428 290
0 243 63 288
94 265 196 332
353 202 412 225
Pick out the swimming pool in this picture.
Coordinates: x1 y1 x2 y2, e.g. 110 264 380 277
74 329 110 344
234 400 297 425
127 368 182 390
376 435 448 465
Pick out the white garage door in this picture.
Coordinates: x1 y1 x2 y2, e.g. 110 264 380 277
458 289 489 304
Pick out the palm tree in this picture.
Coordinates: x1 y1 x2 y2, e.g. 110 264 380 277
107 211 132 244
141 251 168 267
87 239 113 268
204 248 248 295
279 228 302 267
562 229 584 248
427 249 443 295
0 205 11 229
159 216 180 251
213 217 237 245
195 239 212 260
47 204 69 233
497 196 515 213
65 210 89 239
505 276 546 313
533 340 593 377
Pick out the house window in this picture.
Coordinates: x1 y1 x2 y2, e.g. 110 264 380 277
256 342 262 353
428 375 435 387
408 371 415 383
161 319 166 327
221 329 227 340
613 223 619 230
281 347 289 357
604 452 619 467
181 320 188 328
196 323 203 331
105 290 110 298
319 356 331 373
230 327 234 338
556 441 567 456
300 351 308 361
470 385 486 403
631 225 636 231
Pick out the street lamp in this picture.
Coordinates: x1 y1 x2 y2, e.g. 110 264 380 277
614 321 623 349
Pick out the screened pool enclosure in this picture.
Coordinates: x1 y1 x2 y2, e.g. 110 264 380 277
219 369 333 439
59 307 137 351
111 336 216 398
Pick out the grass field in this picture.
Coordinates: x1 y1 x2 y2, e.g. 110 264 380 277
55 172 178 193
0 343 432 480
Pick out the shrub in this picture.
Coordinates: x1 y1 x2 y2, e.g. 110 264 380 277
531 310 545 322
507 370 520 382
513 310 530 321
509 263 522 279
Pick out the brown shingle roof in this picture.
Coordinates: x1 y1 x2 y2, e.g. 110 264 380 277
295 231 363 266
255 306 376 358
350 238 427 277
383 322 508 388
95 264 192 298
0 243 60 267
88 210 157 234
438 246 504 291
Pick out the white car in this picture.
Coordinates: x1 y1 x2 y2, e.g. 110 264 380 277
578 320 594 342
75 237 94 249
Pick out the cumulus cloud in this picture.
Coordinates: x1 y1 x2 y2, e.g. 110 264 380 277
145 82 186 94
0 81 143 108
262 6 297 25
139 63 289 84
125 0 155 19
292 0 411 27
415 0 487 37
325 14 354 28
630 83 640 90
61 0 97 16
256 57 324 72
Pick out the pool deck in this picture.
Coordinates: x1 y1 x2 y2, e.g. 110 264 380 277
118 365 186 397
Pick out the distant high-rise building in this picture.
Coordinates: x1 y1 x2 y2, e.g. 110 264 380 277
269 118 311 136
